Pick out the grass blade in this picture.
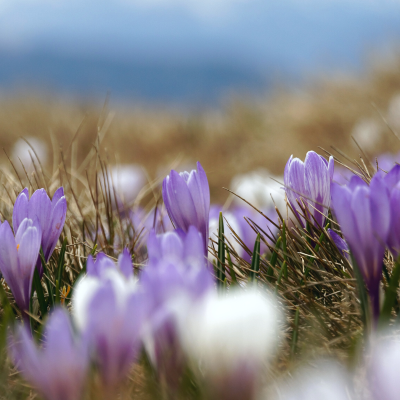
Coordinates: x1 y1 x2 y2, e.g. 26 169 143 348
226 247 238 286
217 212 226 285
379 258 400 327
250 233 261 281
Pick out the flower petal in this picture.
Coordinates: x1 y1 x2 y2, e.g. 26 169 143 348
12 188 29 233
118 248 133 279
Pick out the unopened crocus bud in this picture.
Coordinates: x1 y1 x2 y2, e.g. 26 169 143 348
162 162 210 254
73 252 143 391
13 187 67 277
284 151 334 228
331 174 390 322
8 308 89 400
0 218 41 323
177 287 280 400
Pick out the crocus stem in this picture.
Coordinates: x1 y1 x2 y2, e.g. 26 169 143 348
370 289 381 328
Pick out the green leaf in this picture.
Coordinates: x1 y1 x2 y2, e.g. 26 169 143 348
32 268 47 319
267 236 282 282
226 248 238 286
274 260 286 295
351 253 369 331
303 230 326 280
290 307 300 358
250 233 261 281
379 258 400 327
217 212 226 285
282 220 288 263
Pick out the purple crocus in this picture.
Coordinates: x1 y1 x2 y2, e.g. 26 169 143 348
73 251 143 391
142 227 214 388
0 218 41 323
331 174 390 321
86 249 134 280
333 166 355 186
147 225 206 268
284 151 334 228
8 307 89 400
13 187 67 277
162 162 210 254
327 228 350 261
230 206 278 263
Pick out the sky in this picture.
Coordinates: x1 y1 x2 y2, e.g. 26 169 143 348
0 0 400 105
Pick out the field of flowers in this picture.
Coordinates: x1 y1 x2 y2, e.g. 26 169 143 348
1 60 400 400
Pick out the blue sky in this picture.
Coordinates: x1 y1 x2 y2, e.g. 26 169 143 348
1 0 400 104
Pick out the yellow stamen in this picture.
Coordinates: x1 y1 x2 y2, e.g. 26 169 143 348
60 285 71 306
16 244 20 251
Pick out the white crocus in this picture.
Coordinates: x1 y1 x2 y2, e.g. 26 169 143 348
177 287 281 398
231 170 286 215
208 210 244 261
270 361 353 400
72 268 137 331
12 137 48 173
109 164 146 206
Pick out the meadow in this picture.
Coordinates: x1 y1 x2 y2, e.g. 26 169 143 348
0 57 400 399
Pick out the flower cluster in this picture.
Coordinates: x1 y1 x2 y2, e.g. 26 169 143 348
6 153 400 400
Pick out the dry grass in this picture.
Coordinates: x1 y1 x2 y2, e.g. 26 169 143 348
1 56 400 204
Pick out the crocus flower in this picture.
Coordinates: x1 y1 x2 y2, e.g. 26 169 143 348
177 287 280 400
127 205 174 252
162 161 210 254
230 169 287 214
8 308 89 400
273 361 354 400
209 205 278 265
73 251 143 391
86 249 134 280
0 218 41 323
12 137 48 174
109 164 146 215
369 335 400 400
284 151 334 228
377 151 400 172
13 187 67 277
208 206 246 262
231 205 278 263
332 166 355 186
331 174 390 321
147 225 206 268
327 228 350 261
142 227 214 388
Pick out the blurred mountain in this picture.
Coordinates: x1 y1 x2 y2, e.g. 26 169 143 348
0 0 400 105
